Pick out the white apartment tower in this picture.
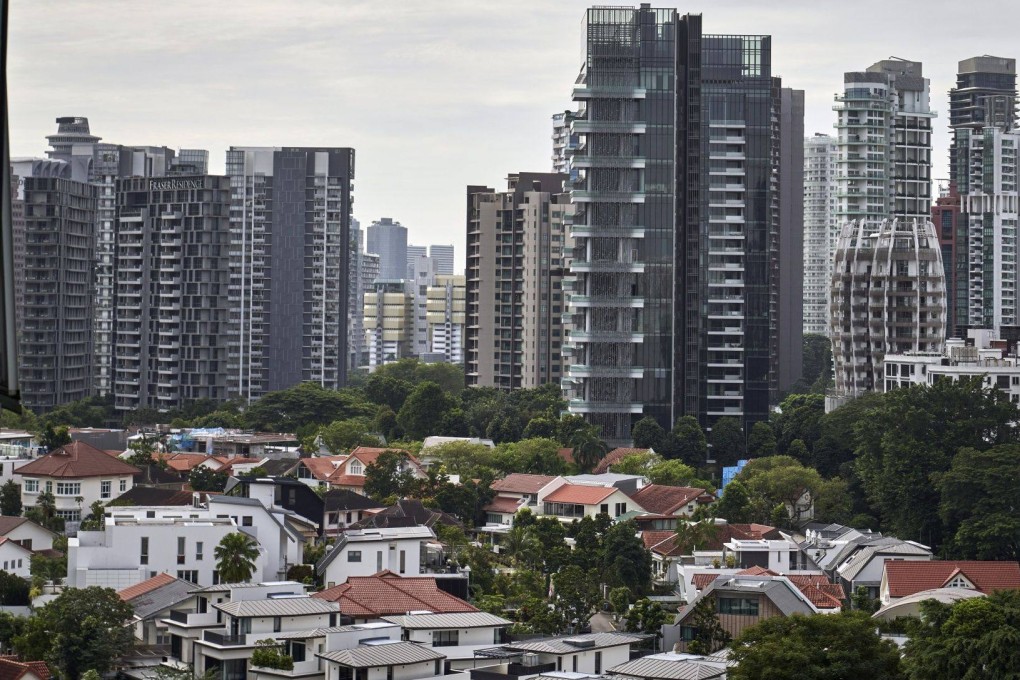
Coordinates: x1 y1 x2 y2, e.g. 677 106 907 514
803 134 838 335
426 274 466 365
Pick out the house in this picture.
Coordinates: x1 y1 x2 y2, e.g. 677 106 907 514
296 456 348 489
879 560 1020 606
0 516 56 553
489 474 557 509
673 572 841 652
317 640 447 680
872 587 986 621
565 474 647 496
118 572 198 674
0 538 33 579
111 486 194 508
313 571 478 622
316 527 436 588
627 485 713 521
607 650 732 680
539 483 645 523
266 622 403 680
722 537 819 573
352 499 462 531
381 612 512 669
329 447 425 496
834 538 933 599
468 632 648 680
15 441 140 523
0 656 51 680
226 476 328 535
324 489 387 537
206 495 306 579
482 497 526 528
593 448 652 475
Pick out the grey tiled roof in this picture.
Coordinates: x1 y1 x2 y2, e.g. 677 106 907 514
215 597 340 617
317 641 445 667
503 633 647 654
128 579 196 620
381 612 511 629
608 652 731 680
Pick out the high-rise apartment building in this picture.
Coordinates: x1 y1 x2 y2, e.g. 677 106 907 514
13 160 97 412
406 245 427 279
426 275 466 365
834 59 934 228
409 255 437 357
9 171 25 334
949 56 1017 187
466 173 572 390
225 147 355 399
112 176 232 411
366 218 408 281
931 183 962 336
552 110 580 175
429 245 455 275
562 8 782 443
778 88 805 392
351 249 380 369
829 219 946 409
364 280 413 370
802 134 838 335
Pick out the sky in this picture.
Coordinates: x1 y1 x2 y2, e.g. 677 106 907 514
8 0 1015 271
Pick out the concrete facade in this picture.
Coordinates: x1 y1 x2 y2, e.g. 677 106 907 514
803 134 839 336
366 218 408 281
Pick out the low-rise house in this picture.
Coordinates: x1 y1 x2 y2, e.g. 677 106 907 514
469 632 647 680
352 499 461 531
0 538 33 579
313 571 478 623
835 538 933 599
0 516 56 553
270 622 402 680
329 448 425 496
539 483 644 523
382 612 512 669
317 640 447 680
879 560 1020 606
118 573 198 673
296 457 348 489
722 538 819 573
488 474 557 510
206 496 306 579
0 655 51 680
316 527 436 588
226 476 328 536
607 650 732 680
324 490 387 537
872 587 986 621
15 441 139 523
482 497 525 529
627 485 713 521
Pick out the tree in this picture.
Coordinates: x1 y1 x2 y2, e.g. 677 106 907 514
570 431 608 473
729 611 903 680
189 465 228 492
786 438 810 464
556 414 598 448
624 598 670 647
397 382 454 440
746 421 778 458
601 520 652 594
243 382 375 433
523 416 558 440
38 424 71 452
319 417 379 454
715 479 751 523
0 480 21 517
430 441 496 479
669 416 708 465
609 587 631 621
251 639 294 670
78 500 106 531
126 435 157 466
364 450 418 501
707 417 744 467
26 490 61 533
773 393 824 454
902 590 1020 679
939 444 1020 560
632 416 667 451
646 460 701 487
214 532 260 583
502 525 541 568
553 565 601 632
685 596 731 655
0 571 29 606
674 519 721 556
13 586 135 680
493 438 567 476
611 451 659 476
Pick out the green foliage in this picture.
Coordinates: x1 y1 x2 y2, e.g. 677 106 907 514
902 590 1020 679
747 421 778 458
674 519 721 555
38 396 115 429
493 438 568 476
553 565 601 632
363 450 419 501
25 490 63 533
251 639 295 670
601 520 652 594
570 431 608 473
707 417 744 467
729 611 903 680
0 610 24 653
555 413 597 447
732 455 850 527
850 586 880 614
428 441 496 479
214 532 260 583
668 416 708 465
78 500 106 531
715 479 751 523
243 382 375 433
624 598 670 643
939 444 1020 559
501 525 542 568
1 407 38 432
189 465 228 492
647 459 708 489
38 424 71 452
126 436 157 466
773 393 824 455
0 480 22 517
523 416 558 439
0 571 29 606
13 586 135 680
398 382 455 440
685 596 731 655
318 417 380 454
632 416 667 451
609 587 631 618
611 451 658 475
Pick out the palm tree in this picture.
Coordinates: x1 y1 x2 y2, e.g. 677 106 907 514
502 525 540 567
215 532 261 583
570 432 609 473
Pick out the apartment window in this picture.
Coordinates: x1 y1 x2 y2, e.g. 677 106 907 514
140 537 149 565
348 551 362 563
100 480 111 499
196 542 204 561
119 479 127 492
177 570 198 583
23 480 38 493
717 597 759 616
177 537 186 564
433 630 459 647
55 482 81 496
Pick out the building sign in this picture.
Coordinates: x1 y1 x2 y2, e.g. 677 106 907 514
149 178 203 191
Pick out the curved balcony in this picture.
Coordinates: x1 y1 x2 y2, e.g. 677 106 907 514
570 190 645 204
571 156 646 169
570 259 644 274
569 225 646 238
568 330 644 343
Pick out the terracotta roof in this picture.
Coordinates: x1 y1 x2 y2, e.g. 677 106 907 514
103 449 123 458
484 497 525 514
594 447 651 474
641 530 683 557
544 483 616 505
163 453 215 472
118 572 177 602
301 457 345 481
692 573 719 591
490 473 556 495
312 571 477 617
629 485 707 515
785 574 846 609
702 523 780 551
0 517 29 535
15 442 140 479
885 561 1020 598
348 447 418 468
0 656 50 680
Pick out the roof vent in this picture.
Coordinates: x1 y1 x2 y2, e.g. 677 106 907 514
563 638 595 648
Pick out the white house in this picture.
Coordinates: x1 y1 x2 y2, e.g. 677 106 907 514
15 441 139 522
318 640 447 680
468 633 647 680
538 482 644 523
207 495 306 579
0 537 33 579
381 612 512 669
317 527 436 589
721 538 819 573
0 516 56 552
835 539 933 599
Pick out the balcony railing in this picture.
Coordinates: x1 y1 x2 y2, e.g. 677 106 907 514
203 630 248 647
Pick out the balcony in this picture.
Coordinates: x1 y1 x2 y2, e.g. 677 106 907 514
571 120 646 134
568 365 643 378
568 295 643 308
470 662 558 680
571 156 646 169
165 609 220 628
570 190 645 204
202 630 249 647
568 330 643 343
570 259 644 274
569 225 646 238
567 399 643 414
572 85 646 100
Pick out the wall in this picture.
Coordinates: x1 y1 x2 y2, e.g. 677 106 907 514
21 474 133 516
324 537 424 587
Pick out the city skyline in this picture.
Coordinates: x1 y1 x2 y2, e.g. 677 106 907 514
8 1 1018 270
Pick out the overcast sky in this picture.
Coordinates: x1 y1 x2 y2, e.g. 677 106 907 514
8 1 1014 269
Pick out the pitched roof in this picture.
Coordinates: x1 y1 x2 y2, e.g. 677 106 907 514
348 447 418 468
312 571 478 617
838 541 933 581
484 497 525 514
884 560 1020 598
0 656 50 680
15 441 140 478
162 453 214 472
607 651 732 680
112 486 193 507
118 573 196 620
351 499 461 530
317 641 444 668
324 489 386 513
594 448 651 474
629 485 707 515
642 531 684 557
504 632 647 654
217 597 340 617
557 448 575 465
544 483 617 505
490 474 556 495
693 567 844 610
118 572 177 601
300 456 346 481
381 612 512 629
0 517 29 535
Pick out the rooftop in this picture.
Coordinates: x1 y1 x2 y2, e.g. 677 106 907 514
544 483 616 506
629 485 708 515
381 612 511 629
885 560 1020 598
216 597 340 618
594 448 652 474
317 641 445 668
313 571 477 617
490 473 556 495
16 441 140 478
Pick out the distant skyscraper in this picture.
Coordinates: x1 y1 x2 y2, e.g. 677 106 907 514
8 171 25 337
429 245 455 275
364 280 413 369
563 8 783 443
409 255 438 357
931 184 962 336
366 218 408 281
112 175 232 411
552 110 580 175
226 146 355 399
778 88 805 392
949 56 1017 187
406 245 427 279
12 159 97 412
829 219 946 409
466 173 572 390
802 134 838 336
426 274 466 365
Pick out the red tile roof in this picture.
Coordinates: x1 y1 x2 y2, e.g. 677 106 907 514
544 483 617 505
0 656 50 680
0 517 29 535
484 497 524 514
594 448 651 474
15 442 140 479
117 572 177 602
642 530 683 557
162 453 215 472
348 447 417 467
301 457 345 481
629 485 707 515
329 474 367 488
490 474 556 495
785 574 846 609
692 573 720 591
312 571 477 617
885 560 1020 598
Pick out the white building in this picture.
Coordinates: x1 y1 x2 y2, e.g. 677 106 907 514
468 633 646 680
382 612 512 669
0 516 56 553
0 538 33 579
426 274 466 365
803 134 838 335
317 526 436 588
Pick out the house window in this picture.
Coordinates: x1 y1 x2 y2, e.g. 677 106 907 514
140 537 149 565
100 480 111 499
348 551 362 563
196 542 204 561
273 616 282 633
23 480 38 493
242 516 253 526
178 537 186 564
177 570 198 583
55 482 81 496
55 510 80 521
433 630 459 647
399 550 406 574
45 481 52 494
349 461 363 475
572 656 578 672
717 597 759 616
946 576 971 589
595 652 602 674
119 479 127 492
615 502 627 516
